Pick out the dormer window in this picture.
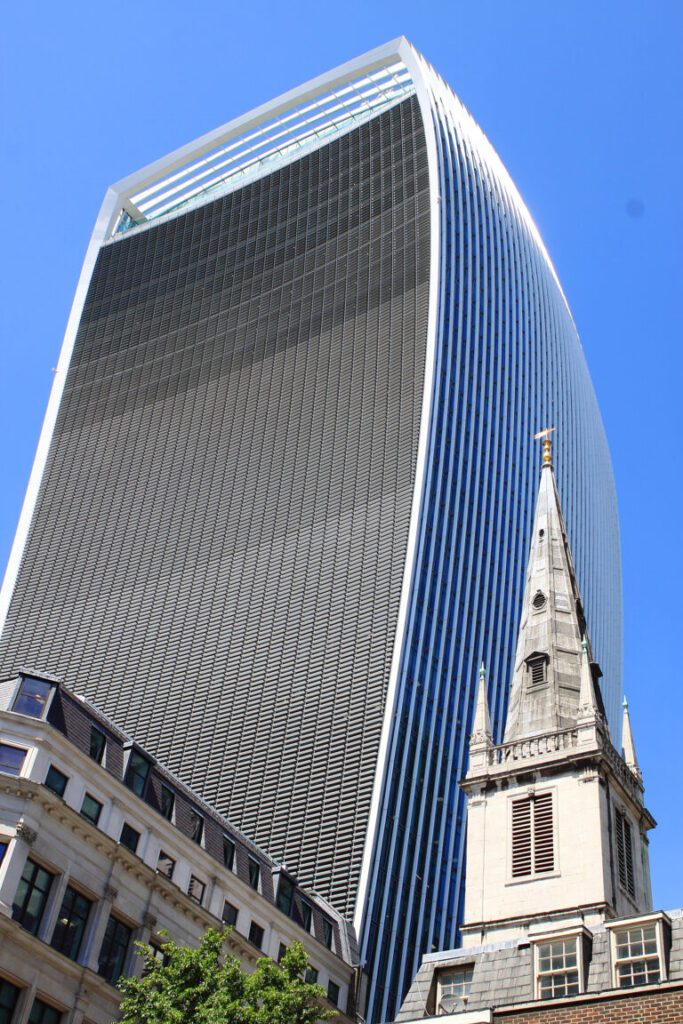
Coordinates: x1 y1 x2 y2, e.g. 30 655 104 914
223 836 236 870
437 965 473 1013
525 652 549 688
532 930 591 999
160 784 175 821
536 937 579 997
300 899 312 932
248 856 260 890
276 874 294 916
607 913 671 988
124 749 152 797
89 727 106 765
12 675 55 719
189 810 204 845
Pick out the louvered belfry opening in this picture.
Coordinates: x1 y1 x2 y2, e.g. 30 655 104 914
526 654 548 688
615 810 635 898
511 792 554 878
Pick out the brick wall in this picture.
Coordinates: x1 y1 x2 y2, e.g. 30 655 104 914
496 985 683 1023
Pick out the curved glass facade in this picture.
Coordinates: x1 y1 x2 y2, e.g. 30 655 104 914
358 58 621 1023
0 96 431 921
0 42 621 1024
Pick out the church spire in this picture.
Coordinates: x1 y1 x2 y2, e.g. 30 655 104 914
461 431 655 946
503 432 602 741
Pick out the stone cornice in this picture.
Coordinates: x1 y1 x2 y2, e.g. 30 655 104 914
2 776 356 988
462 722 652 825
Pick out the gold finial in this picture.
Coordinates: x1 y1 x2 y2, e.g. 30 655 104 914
534 426 555 466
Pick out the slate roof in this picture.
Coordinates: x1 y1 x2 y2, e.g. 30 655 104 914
395 910 683 1020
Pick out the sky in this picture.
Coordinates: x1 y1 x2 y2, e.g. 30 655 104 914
1 2 682 909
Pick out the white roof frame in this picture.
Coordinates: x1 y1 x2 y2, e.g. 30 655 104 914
106 37 422 235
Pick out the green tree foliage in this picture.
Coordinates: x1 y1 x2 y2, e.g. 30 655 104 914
117 929 337 1024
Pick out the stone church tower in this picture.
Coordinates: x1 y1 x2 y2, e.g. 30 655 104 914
461 435 654 948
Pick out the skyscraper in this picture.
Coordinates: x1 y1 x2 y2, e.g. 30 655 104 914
0 39 621 1021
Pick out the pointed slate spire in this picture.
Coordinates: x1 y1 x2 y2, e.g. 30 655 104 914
470 662 493 747
504 433 601 741
622 697 642 781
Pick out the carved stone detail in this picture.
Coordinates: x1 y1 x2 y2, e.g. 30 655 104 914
16 822 38 845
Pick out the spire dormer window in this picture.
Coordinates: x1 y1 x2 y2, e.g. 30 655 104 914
525 652 549 689
511 791 555 878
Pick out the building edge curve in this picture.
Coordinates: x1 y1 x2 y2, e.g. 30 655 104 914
352 40 622 1024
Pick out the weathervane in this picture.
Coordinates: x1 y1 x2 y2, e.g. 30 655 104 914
534 426 555 466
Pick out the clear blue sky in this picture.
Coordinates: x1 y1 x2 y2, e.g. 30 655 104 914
1 2 681 909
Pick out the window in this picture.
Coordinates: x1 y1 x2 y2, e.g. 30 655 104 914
151 940 169 960
80 794 102 826
511 792 554 877
12 858 54 934
120 823 140 854
615 809 636 899
89 727 106 764
0 743 27 776
124 750 151 797
277 875 294 916
157 851 175 880
612 921 665 987
223 836 235 870
187 875 206 905
248 857 260 891
44 765 68 797
98 915 132 985
327 980 340 1007
277 942 287 963
437 966 474 1012
536 938 579 998
300 899 312 932
28 999 62 1024
222 901 238 927
51 885 92 960
526 653 548 687
149 941 171 967
13 676 53 718
0 980 20 1024
189 810 204 845
160 784 175 821
0 842 7 866
305 966 318 985
322 917 333 950
248 921 264 949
